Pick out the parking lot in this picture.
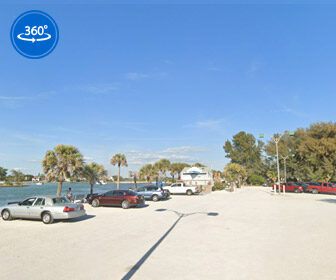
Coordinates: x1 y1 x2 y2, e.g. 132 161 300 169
1 187 336 280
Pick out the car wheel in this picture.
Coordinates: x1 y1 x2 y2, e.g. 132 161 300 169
312 189 318 194
294 188 300 193
42 212 53 224
186 190 192 196
121 200 130 209
166 190 171 196
2 209 12 221
92 199 100 207
152 195 159 202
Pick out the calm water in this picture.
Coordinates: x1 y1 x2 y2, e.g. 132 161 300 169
0 182 147 206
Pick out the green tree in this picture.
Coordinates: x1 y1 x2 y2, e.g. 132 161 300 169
11 169 24 184
223 131 264 177
0 167 7 181
248 174 266 185
171 163 190 181
139 164 155 185
224 163 248 188
158 159 171 183
296 122 336 181
42 145 83 196
110 153 128 190
81 162 107 199
266 170 277 183
169 163 180 182
193 162 206 167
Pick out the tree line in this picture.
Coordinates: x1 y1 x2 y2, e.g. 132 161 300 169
222 122 336 186
138 161 206 185
0 168 42 185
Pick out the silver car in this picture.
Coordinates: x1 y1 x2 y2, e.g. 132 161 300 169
0 196 86 224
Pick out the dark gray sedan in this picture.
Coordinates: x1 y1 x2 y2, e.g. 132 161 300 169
1 196 86 224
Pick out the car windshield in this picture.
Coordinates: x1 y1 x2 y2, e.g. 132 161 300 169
52 197 70 204
128 191 138 196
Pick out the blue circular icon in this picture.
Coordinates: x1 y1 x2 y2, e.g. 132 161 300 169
10 10 59 59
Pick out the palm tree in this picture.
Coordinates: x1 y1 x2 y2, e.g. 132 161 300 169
110 153 128 190
81 162 107 199
153 161 162 186
139 164 155 186
170 162 190 182
170 163 180 182
157 159 171 184
42 144 83 196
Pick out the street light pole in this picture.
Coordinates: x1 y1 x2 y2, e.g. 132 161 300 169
260 131 294 195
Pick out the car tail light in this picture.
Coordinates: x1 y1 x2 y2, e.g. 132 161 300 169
80 206 84 210
63 206 75 212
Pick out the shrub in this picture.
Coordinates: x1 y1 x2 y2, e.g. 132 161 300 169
214 181 225 191
248 174 266 186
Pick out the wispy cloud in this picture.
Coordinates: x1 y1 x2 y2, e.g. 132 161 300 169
207 66 222 72
83 156 93 161
26 159 40 163
125 72 167 80
13 167 29 171
81 84 118 95
161 146 208 154
162 59 174 65
195 119 224 128
125 146 206 166
271 106 308 118
125 72 150 80
248 60 262 74
0 96 29 100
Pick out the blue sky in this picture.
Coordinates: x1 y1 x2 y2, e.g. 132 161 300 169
1 2 336 176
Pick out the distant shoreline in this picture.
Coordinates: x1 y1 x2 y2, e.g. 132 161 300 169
0 184 29 188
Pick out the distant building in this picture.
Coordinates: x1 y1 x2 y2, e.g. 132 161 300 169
180 166 213 186
32 177 40 182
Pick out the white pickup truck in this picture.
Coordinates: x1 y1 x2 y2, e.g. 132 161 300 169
163 182 199 195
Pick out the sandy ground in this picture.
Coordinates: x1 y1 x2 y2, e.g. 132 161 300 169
1 187 336 280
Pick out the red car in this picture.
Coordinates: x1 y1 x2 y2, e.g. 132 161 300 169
307 182 336 194
90 190 145 209
278 183 304 193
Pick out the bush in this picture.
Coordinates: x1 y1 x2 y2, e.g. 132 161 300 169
214 181 225 191
248 174 266 186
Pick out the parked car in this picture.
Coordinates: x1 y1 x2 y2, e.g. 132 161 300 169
294 183 309 192
137 185 169 201
307 182 336 194
279 183 304 193
90 190 145 209
1 196 86 224
163 182 199 195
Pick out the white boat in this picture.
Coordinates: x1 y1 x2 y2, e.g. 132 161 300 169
36 182 43 186
100 180 107 185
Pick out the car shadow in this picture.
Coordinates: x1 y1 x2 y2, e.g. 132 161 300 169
318 198 336 204
135 204 149 209
62 214 96 223
97 205 149 209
